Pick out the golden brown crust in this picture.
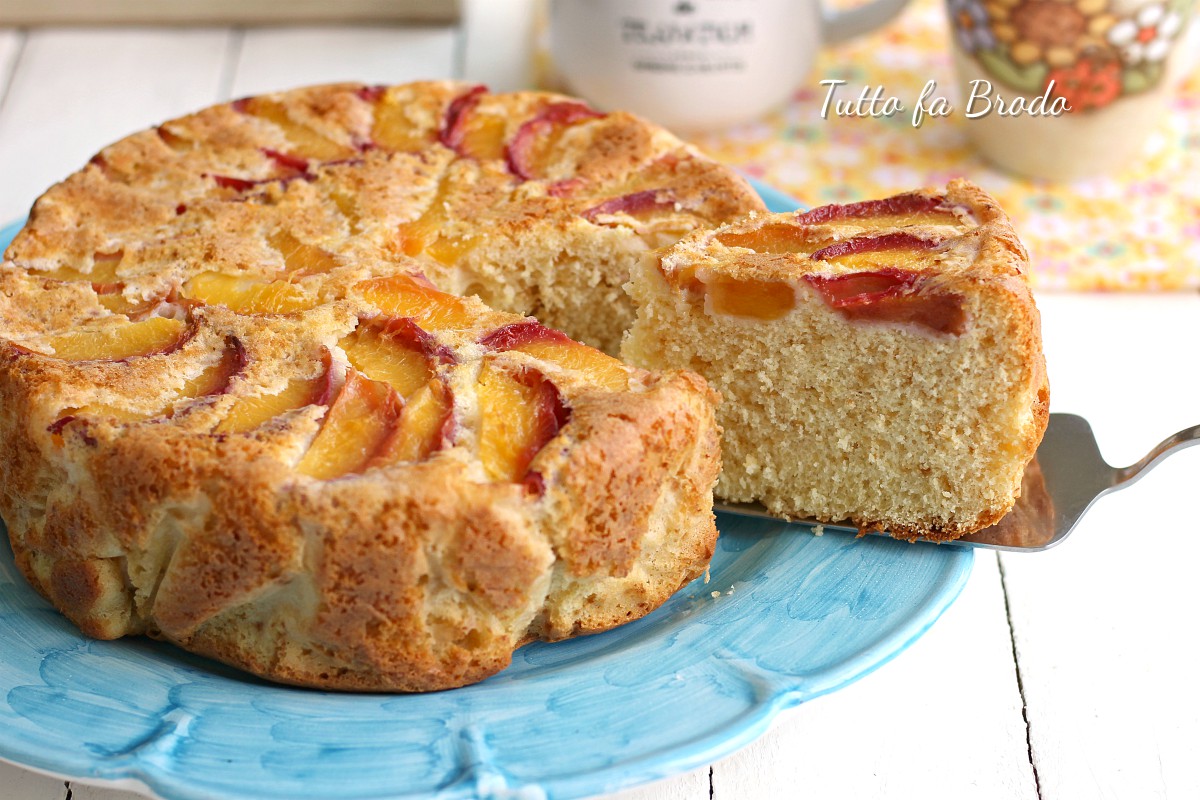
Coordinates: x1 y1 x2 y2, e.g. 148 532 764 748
0 81 738 691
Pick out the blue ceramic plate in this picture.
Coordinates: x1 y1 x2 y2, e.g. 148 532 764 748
0 185 973 800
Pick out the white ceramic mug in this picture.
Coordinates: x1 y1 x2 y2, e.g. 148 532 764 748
548 0 913 131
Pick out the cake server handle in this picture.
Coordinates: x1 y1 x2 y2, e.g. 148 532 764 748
1112 423 1200 488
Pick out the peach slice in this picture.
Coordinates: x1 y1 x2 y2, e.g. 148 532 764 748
810 232 943 272
261 147 310 174
394 177 476 265
701 275 797 321
330 189 362 234
39 250 123 288
174 335 247 401
297 367 404 480
206 151 314 193
47 335 243 431
233 96 354 161
795 193 962 228
804 269 918 307
438 85 507 161
268 230 341 277
27 316 188 361
658 262 796 321
581 189 679 225
804 269 967 336
156 125 192 151
93 285 172 319
370 378 454 467
368 88 435 152
340 317 452 397
476 359 569 483
506 101 604 180
716 223 820 254
356 275 478 331
217 353 333 434
480 321 628 391
182 272 316 314
208 174 261 192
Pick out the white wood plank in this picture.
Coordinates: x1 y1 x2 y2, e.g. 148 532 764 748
229 26 457 99
0 30 23 88
0 28 230 223
62 782 147 800
460 0 538 91
1 0 457 26
610 766 710 800
0 760 68 800
708 552 1038 799
1001 293 1200 800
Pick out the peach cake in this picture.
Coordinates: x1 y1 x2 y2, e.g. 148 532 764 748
0 81 765 691
624 180 1049 540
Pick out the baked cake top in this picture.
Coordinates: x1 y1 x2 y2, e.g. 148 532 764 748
0 81 757 484
654 180 1030 335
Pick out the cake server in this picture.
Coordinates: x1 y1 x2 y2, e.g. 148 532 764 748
715 413 1200 553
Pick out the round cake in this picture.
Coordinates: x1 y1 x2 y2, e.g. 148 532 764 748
0 81 763 691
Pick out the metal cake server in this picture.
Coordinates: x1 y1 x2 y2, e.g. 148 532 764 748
715 413 1200 552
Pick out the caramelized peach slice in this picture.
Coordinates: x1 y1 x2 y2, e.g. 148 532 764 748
27 316 188 361
50 336 244 430
172 336 247 401
368 87 435 151
581 189 679 225
356 275 478 331
217 353 333 434
805 269 917 306
810 232 942 272
234 96 354 161
95 287 164 318
208 174 261 192
438 85 507 161
156 124 192 151
261 148 310 174
182 273 316 314
268 230 341 276
480 321 628 391
804 269 967 335
476 360 569 483
330 189 363 234
795 193 963 228
341 317 452 395
395 177 475 265
701 275 797 321
506 101 604 180
39 250 123 287
297 368 404 480
716 223 819 254
371 378 454 466
80 274 168 318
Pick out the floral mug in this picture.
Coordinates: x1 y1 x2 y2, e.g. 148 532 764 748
948 0 1195 179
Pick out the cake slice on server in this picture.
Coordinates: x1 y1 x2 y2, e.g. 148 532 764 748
623 180 1049 540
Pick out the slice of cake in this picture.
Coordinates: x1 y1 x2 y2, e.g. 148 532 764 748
623 180 1049 540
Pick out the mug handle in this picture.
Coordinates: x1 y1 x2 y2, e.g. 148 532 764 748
822 0 912 43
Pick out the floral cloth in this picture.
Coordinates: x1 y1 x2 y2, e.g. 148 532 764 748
689 0 1200 291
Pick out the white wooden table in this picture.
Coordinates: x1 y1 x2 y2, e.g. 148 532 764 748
1 16 1198 800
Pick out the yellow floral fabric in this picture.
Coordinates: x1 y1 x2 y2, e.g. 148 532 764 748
688 0 1200 291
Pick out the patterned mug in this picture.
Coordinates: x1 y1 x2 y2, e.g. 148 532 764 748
948 0 1196 179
